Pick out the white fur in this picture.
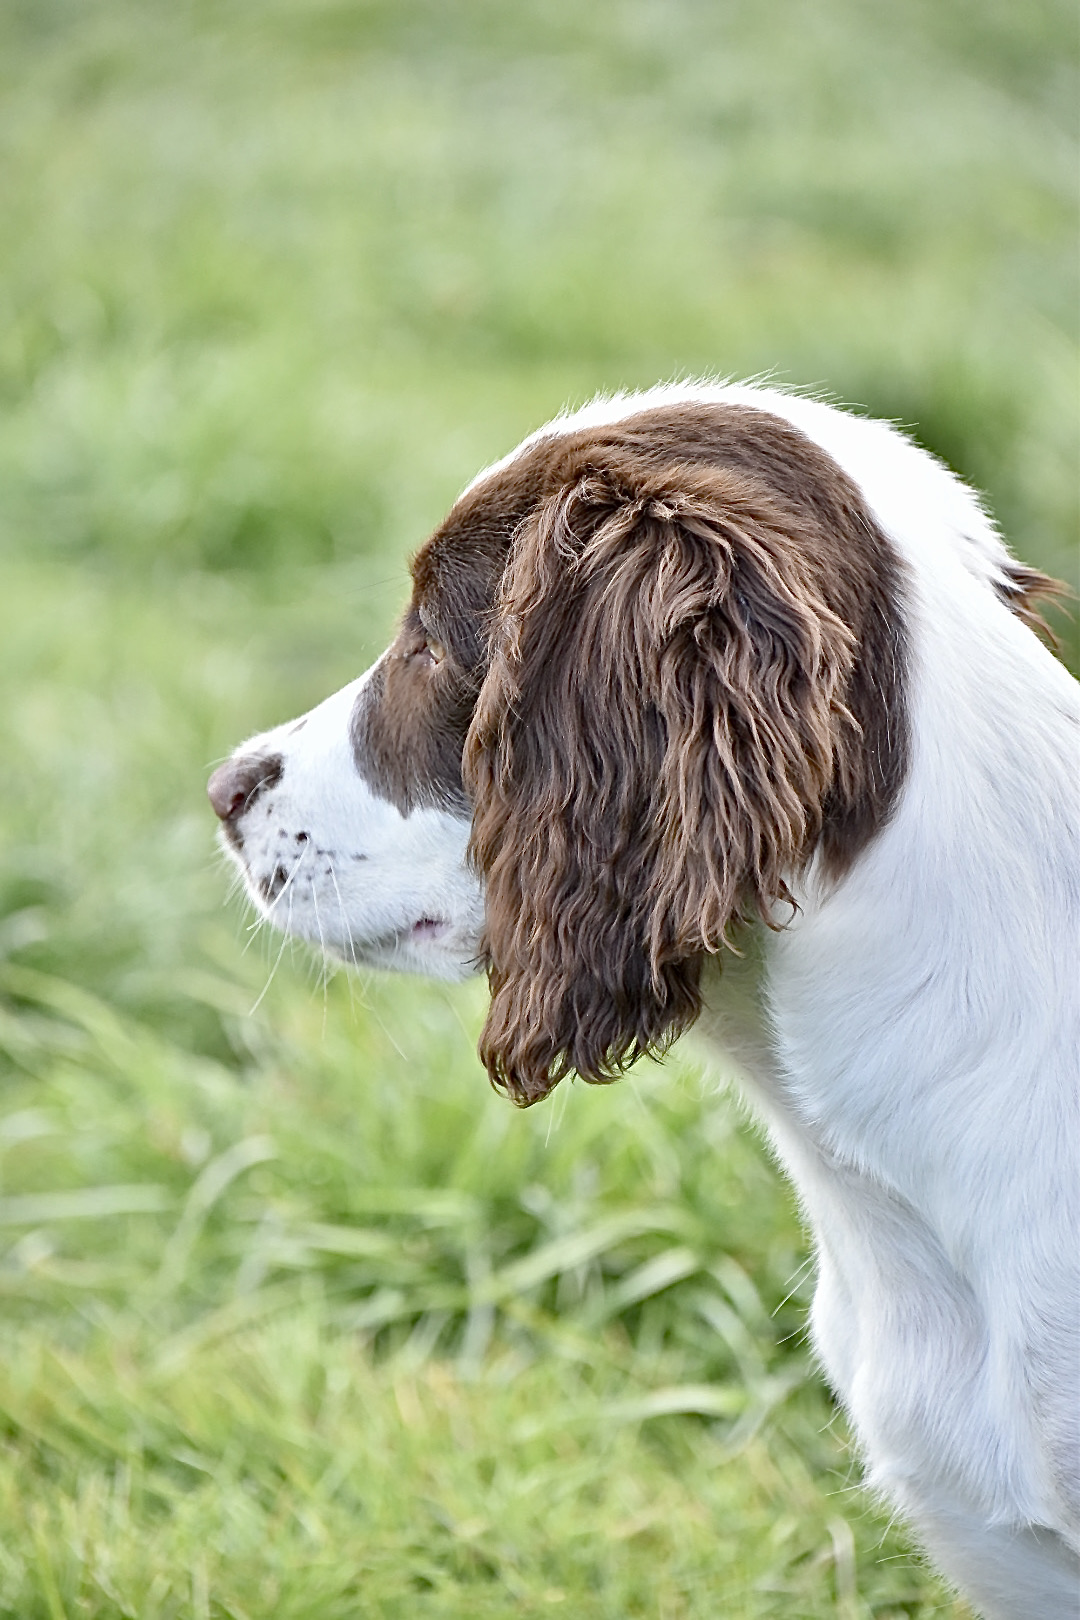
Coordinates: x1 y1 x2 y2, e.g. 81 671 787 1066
219 666 484 979
217 385 1080 1619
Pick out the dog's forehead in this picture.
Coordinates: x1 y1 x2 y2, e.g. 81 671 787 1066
405 398 869 631
406 523 504 652
408 441 559 612
407 410 672 605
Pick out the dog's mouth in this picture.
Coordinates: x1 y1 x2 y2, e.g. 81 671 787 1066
409 916 448 941
319 913 459 967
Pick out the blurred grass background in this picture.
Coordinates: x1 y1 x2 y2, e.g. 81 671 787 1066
0 1 1075 1615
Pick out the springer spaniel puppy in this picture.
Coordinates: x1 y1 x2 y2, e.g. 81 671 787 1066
209 383 1079 1620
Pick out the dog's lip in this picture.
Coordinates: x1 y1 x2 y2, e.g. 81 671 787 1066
337 916 454 959
409 916 448 939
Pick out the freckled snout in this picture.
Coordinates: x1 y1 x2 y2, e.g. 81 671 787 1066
207 753 283 823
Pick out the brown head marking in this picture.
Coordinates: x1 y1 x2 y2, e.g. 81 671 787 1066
459 404 910 1105
348 404 911 1103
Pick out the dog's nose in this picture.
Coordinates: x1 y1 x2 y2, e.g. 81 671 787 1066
207 753 284 822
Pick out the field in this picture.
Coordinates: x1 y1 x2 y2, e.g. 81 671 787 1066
0 2 1075 1615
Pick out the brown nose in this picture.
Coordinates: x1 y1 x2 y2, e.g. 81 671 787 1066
207 753 284 822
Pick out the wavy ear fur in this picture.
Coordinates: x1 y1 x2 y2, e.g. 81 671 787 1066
464 452 865 1106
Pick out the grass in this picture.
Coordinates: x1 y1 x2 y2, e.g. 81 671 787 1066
0 0 1075 1614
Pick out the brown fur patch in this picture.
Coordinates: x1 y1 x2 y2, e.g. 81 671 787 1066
350 605 477 814
354 402 912 1103
349 462 552 809
994 561 1071 649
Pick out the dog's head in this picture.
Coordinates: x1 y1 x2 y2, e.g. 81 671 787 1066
210 396 912 1104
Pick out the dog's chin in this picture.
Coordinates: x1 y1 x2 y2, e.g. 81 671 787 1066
327 920 485 982
258 901 485 982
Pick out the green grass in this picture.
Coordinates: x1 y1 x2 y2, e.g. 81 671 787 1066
0 1 1075 1614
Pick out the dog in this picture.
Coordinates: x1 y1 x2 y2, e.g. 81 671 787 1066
208 383 1079 1619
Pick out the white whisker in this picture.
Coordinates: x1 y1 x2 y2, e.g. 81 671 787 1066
326 856 358 1016
265 843 310 913
309 874 330 1036
248 885 294 1016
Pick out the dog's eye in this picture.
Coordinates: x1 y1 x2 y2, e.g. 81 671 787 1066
424 636 446 667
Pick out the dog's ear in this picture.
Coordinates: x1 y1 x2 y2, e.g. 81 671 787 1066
463 457 858 1106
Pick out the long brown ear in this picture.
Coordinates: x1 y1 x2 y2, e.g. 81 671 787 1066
463 454 861 1106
